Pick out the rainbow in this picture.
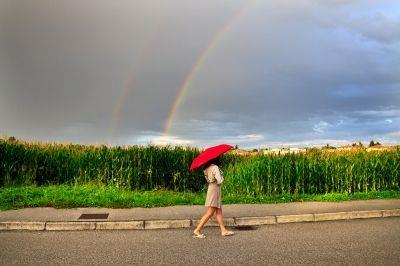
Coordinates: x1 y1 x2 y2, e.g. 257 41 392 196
109 23 163 141
162 0 255 137
109 1 254 143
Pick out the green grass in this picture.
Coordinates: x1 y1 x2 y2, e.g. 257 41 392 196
1 185 399 210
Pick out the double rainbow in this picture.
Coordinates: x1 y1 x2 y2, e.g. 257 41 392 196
110 1 255 143
162 1 254 137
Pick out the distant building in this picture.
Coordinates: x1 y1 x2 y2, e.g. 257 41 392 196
263 147 306 155
263 148 286 155
335 145 354 151
288 148 307 154
366 145 391 152
228 149 249 155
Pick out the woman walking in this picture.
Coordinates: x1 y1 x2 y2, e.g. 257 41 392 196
193 157 234 238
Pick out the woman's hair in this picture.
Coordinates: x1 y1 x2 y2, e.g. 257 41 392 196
204 157 221 169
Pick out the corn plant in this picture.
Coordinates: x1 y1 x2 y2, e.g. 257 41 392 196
1 139 399 195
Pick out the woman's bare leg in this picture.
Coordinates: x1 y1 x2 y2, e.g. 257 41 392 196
216 207 227 234
194 207 216 235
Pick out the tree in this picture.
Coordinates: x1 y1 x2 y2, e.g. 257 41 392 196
323 143 335 149
369 140 375 147
369 140 381 147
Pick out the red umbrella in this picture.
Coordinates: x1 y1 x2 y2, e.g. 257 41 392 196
190 144 234 172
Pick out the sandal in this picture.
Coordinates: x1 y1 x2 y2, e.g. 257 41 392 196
193 231 206 239
221 230 234 236
192 233 206 239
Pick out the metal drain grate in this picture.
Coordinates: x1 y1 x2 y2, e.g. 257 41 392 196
78 213 109 219
234 225 258 231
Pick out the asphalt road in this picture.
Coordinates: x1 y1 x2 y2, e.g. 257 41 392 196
1 218 399 265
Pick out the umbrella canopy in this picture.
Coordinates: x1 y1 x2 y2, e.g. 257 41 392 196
190 144 234 172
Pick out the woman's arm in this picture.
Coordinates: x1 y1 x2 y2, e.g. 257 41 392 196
213 165 224 185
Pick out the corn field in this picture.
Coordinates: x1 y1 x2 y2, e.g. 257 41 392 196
1 139 399 195
224 150 400 196
0 139 204 191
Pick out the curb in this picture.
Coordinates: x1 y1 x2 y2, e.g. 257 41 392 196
0 208 399 231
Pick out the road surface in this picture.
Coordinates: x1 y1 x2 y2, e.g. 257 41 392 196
1 217 399 265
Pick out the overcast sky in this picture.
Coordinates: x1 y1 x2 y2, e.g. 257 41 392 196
1 0 399 148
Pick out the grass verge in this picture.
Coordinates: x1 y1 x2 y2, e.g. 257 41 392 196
0 185 399 210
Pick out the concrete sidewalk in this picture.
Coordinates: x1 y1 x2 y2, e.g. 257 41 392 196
1 199 399 230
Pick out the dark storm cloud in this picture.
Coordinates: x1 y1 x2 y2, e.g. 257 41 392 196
0 0 399 147
0 0 241 142
172 0 400 147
